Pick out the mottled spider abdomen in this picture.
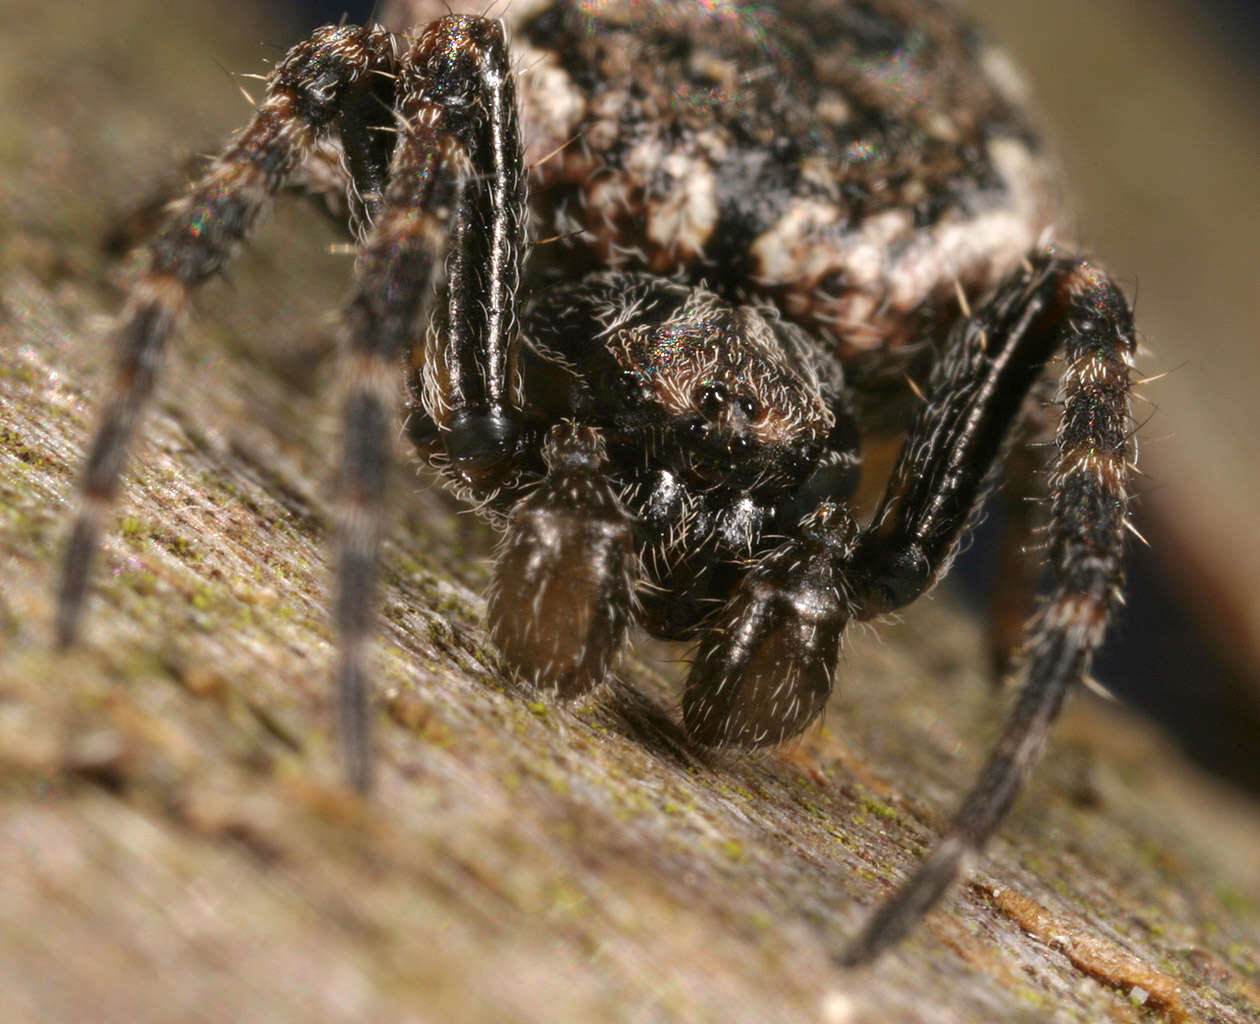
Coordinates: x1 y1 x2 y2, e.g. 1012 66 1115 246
485 0 1057 377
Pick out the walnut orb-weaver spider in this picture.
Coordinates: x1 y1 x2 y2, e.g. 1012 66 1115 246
55 0 1137 965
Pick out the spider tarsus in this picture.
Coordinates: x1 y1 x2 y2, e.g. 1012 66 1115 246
54 292 177 653
836 838 970 967
336 653 375 793
852 540 931 618
445 405 522 484
54 515 98 650
333 376 392 790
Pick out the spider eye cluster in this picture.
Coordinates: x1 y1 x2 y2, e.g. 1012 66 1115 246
611 302 831 489
694 382 761 422
682 382 763 461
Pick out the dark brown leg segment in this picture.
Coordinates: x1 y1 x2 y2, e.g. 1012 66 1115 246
333 16 527 790
840 258 1136 964
55 24 395 648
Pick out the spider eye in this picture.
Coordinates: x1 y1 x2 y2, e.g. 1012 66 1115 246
737 396 759 419
696 384 727 416
684 417 710 440
619 369 646 400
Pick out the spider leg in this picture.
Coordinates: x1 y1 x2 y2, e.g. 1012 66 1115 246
487 423 636 697
839 255 1136 964
54 24 396 648
337 63 401 239
986 420 1053 680
103 139 369 263
410 20 527 486
334 16 527 789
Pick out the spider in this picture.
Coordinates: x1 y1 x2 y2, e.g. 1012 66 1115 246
54 0 1137 966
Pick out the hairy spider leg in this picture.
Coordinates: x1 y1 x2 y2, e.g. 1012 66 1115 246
839 255 1136 964
337 66 400 238
54 24 396 648
410 18 527 481
986 425 1054 679
487 423 636 697
336 15 528 790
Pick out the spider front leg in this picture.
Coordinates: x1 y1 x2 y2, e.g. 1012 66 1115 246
839 255 1137 964
488 424 636 697
55 23 396 647
334 16 527 789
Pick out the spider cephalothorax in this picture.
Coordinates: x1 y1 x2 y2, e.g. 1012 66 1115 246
56 0 1137 965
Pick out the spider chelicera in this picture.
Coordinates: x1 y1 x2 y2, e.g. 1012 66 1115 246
55 0 1137 964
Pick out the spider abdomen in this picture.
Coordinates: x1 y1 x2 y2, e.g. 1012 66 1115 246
512 0 1056 369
